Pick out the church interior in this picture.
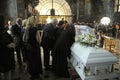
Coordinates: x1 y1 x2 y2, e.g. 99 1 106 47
0 0 120 80
1 0 120 23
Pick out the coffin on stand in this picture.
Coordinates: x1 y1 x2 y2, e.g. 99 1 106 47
70 43 119 80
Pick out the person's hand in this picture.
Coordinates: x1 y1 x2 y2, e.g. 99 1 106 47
7 43 16 48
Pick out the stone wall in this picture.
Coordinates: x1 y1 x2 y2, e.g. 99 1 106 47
0 0 115 23
0 0 18 21
67 0 115 23
7 0 18 20
0 0 26 21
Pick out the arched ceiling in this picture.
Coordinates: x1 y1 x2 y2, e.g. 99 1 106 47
35 0 72 15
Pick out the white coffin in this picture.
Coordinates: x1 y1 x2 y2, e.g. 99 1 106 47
70 43 119 80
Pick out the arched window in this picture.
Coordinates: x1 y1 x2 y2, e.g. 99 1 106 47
35 0 72 15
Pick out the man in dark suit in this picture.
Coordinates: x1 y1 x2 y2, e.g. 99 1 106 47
41 18 58 70
11 18 24 67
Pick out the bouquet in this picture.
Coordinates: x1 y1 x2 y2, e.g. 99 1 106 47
76 34 97 47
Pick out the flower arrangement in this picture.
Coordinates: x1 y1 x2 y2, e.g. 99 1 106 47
76 34 97 47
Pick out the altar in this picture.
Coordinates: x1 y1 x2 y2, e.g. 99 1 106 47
70 25 119 80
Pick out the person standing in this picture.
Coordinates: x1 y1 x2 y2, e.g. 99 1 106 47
112 24 116 38
53 25 75 77
41 18 58 70
51 20 64 72
11 18 24 66
5 21 13 34
25 16 43 80
0 15 16 80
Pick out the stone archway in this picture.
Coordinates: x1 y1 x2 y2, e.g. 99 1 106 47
35 0 72 23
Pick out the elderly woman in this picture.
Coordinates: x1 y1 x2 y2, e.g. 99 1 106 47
25 16 42 80
0 15 16 80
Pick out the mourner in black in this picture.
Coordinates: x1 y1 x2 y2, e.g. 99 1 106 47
53 25 75 77
0 15 16 80
41 18 58 70
11 18 25 66
25 16 43 80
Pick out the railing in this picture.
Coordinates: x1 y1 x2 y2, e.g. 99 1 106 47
103 36 116 52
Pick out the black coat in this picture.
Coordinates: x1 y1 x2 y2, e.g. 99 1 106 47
41 23 56 49
11 24 23 46
53 26 75 77
0 31 15 72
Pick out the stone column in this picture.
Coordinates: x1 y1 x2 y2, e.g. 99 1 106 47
7 0 18 20
0 0 18 20
76 0 80 21
91 0 104 22
17 0 26 19
7 0 26 20
84 0 92 22
77 0 85 22
102 0 115 22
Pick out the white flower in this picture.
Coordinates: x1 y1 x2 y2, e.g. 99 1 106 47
76 34 97 47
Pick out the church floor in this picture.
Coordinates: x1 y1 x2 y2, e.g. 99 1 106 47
12 64 71 80
2 44 120 80
12 47 71 80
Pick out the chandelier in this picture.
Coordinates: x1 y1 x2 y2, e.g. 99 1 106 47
50 0 55 16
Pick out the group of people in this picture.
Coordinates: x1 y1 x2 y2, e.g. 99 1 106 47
0 14 76 80
41 19 75 78
0 15 16 80
2 13 119 80
93 21 120 39
0 15 44 80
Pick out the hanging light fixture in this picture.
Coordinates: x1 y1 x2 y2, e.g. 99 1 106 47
50 0 55 16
